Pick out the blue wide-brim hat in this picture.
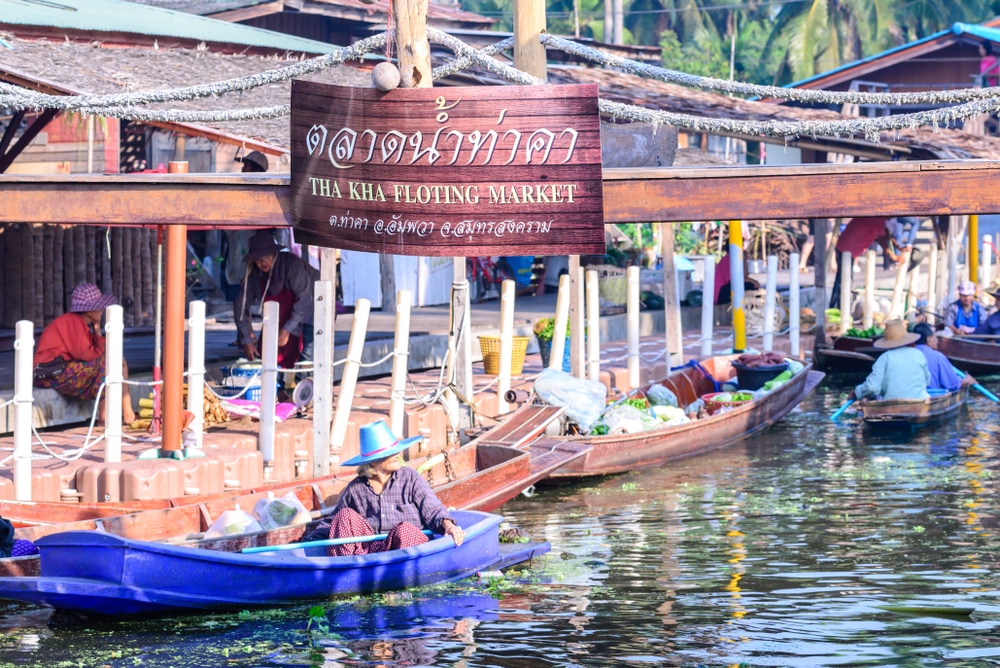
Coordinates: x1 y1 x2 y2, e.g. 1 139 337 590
342 420 422 467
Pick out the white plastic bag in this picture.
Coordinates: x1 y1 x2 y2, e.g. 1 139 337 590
204 504 263 539
252 492 312 531
534 368 608 432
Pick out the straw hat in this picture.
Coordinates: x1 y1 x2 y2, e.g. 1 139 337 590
341 421 423 467
873 319 920 349
69 283 117 313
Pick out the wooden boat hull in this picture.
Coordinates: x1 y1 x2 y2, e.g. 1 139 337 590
0 411 589 578
860 388 968 427
814 336 882 375
0 510 549 615
496 358 823 479
937 337 1000 375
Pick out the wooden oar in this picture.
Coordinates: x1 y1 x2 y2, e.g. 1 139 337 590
952 367 1000 404
830 398 855 421
242 529 436 554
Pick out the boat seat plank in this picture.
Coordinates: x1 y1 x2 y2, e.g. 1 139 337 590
479 405 567 448
526 438 592 473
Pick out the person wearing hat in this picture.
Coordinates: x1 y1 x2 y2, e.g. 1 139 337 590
912 323 976 392
974 287 1000 337
33 283 136 425
233 229 316 368
945 281 988 335
301 421 464 556
849 319 930 402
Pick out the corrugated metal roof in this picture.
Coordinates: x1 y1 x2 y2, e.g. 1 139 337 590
0 0 338 53
126 0 494 25
787 21 1000 90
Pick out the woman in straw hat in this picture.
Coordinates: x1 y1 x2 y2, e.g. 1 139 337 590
302 421 464 556
849 320 929 402
33 283 136 425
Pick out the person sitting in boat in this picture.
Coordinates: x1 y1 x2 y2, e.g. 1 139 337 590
33 283 136 426
945 281 988 335
974 289 1000 337
849 320 929 402
302 421 464 556
912 323 975 392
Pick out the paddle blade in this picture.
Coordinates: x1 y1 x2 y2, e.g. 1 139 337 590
830 399 855 422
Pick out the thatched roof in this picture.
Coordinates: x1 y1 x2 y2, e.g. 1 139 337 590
546 65 1000 161
0 33 369 149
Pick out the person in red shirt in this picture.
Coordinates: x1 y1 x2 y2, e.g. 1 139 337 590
828 217 893 308
33 283 136 425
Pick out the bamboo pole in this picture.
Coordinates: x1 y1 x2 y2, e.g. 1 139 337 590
969 214 979 283
982 234 993 288
863 249 876 329
497 280 515 415
927 242 939 318
889 258 909 319
514 0 548 82
390 290 413 433
13 320 34 501
729 220 746 352
550 274 570 370
330 298 371 453
162 161 188 453
586 269 601 381
186 300 206 450
661 223 682 367
312 280 334 477
259 300 279 469
813 219 829 347
839 251 852 335
701 255 715 358
789 252 800 358
763 255 778 351
627 265 640 389
570 263 586 378
105 304 124 463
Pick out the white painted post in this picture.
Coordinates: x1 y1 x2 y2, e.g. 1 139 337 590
982 234 993 287
312 280 333 478
927 243 939 317
789 252 801 358
908 261 922 316
863 249 876 329
730 226 745 310
700 255 715 358
627 265 640 389
586 269 601 382
946 223 959 317
390 290 412 434
497 281 515 415
186 300 206 449
889 259 909 319
259 301 280 465
330 298 370 452
549 273 570 370
104 304 124 463
763 255 778 351
12 320 34 501
571 264 587 379
839 251 852 335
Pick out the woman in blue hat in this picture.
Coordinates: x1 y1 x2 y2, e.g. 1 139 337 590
304 421 464 556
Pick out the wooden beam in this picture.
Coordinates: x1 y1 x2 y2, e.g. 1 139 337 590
0 109 59 174
207 1 285 22
5 161 1000 227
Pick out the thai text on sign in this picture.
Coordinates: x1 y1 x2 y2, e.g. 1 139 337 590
290 82 605 257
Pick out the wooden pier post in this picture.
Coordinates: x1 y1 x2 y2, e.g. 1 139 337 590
186 300 206 450
812 219 829 347
729 220 746 352
162 161 188 453
927 242 939 318
839 251 852 335
12 320 33 501
586 269 601 381
789 252 801 358
969 214 979 284
550 274 570 370
330 299 371 453
889 259 909 319
863 249 876 329
627 265 640 388
104 304 124 463
312 280 334 477
700 255 715 358
259 301 280 469
390 290 412 433
763 255 778 351
497 281 515 414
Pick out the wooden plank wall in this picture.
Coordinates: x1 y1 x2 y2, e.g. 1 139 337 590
0 224 157 329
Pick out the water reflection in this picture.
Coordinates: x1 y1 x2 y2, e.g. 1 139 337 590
1 381 1000 666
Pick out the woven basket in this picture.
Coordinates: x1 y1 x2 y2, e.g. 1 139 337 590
479 335 530 375
591 264 627 305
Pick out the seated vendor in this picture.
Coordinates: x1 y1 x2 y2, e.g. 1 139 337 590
302 421 464 556
849 320 929 402
912 323 975 392
974 288 1000 337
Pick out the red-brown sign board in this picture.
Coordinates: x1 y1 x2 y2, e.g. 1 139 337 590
290 81 605 257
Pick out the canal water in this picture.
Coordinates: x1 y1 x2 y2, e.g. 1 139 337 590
2 378 999 667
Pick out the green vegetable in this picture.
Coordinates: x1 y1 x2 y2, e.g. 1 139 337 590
845 326 885 338
590 423 609 435
623 398 648 410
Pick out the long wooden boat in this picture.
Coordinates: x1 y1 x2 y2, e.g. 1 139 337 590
0 510 549 616
0 415 590 578
860 388 968 427
813 336 882 375
483 356 824 479
937 336 1000 375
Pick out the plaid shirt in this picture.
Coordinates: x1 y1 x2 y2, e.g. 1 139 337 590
333 466 452 534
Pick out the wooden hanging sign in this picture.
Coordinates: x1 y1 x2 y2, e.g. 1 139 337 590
290 81 605 256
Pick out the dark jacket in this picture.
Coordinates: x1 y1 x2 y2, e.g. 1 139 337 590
233 251 316 346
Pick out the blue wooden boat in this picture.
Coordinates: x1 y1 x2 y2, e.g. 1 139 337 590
0 510 548 616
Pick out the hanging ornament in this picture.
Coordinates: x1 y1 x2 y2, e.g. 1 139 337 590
372 61 401 91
